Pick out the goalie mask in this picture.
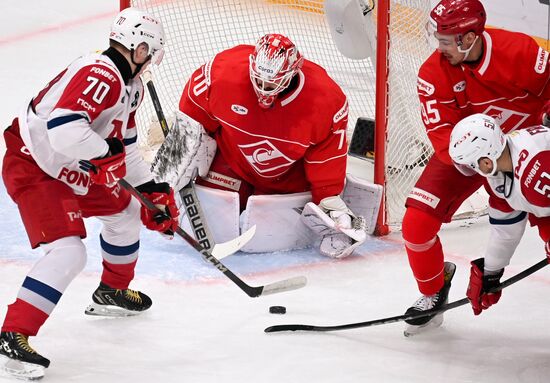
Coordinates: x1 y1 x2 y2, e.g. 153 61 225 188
249 34 304 108
449 113 506 177
110 8 165 67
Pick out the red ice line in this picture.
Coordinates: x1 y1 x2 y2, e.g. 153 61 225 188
0 10 117 47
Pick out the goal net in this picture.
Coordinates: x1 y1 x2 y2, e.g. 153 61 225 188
122 0 485 233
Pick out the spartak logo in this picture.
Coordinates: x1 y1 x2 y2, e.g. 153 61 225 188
238 140 295 177
481 106 529 133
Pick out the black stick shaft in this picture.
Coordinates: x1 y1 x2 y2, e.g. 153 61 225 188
265 258 549 332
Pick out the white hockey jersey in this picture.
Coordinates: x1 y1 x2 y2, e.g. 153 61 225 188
17 49 152 195
483 126 550 272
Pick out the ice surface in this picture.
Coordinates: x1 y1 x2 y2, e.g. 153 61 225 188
1 1 550 382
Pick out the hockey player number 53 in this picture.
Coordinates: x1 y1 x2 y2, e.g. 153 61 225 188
534 172 550 198
421 100 441 125
83 76 110 104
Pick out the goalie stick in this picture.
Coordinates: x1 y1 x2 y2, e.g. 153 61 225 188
142 70 216 253
118 178 307 297
264 258 549 332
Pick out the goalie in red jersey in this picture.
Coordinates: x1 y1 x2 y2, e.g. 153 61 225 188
152 33 383 259
401 0 550 336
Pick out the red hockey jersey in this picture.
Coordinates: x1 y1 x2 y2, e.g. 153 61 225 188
179 45 349 204
418 29 550 165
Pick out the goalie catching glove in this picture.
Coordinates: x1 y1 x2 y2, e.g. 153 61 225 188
86 137 126 187
301 195 367 259
136 180 180 239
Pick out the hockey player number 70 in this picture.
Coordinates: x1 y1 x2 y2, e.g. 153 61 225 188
83 76 110 104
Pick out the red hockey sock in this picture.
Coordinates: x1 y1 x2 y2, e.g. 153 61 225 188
2 299 49 336
101 259 137 289
402 208 445 295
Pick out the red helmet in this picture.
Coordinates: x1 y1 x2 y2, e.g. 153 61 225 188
430 0 486 36
249 33 304 108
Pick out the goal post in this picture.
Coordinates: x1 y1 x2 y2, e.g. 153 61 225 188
374 0 389 235
119 0 478 234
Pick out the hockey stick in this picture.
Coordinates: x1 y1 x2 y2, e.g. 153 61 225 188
142 70 216 253
264 258 549 332
118 178 307 297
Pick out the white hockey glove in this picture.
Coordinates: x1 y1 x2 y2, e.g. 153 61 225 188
301 195 367 259
151 111 217 190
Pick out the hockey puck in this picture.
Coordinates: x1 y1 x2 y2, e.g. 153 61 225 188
269 306 286 314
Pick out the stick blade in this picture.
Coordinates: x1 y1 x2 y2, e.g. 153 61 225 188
264 324 315 333
211 225 257 259
260 276 307 296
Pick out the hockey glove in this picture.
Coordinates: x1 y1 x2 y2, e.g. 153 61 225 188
88 138 126 187
301 196 367 259
546 242 550 262
136 181 180 238
466 258 504 315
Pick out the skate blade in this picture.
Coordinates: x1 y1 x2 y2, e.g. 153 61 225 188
0 354 45 381
84 302 143 317
403 314 444 337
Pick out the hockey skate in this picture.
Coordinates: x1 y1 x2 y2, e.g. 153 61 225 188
403 262 456 337
85 282 152 317
0 331 50 381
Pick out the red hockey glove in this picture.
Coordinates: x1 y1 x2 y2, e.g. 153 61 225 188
540 100 550 127
546 242 550 262
136 181 179 238
88 138 126 187
466 258 504 315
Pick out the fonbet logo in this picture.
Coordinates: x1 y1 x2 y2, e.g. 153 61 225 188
238 140 295 177
57 167 92 188
417 77 435 96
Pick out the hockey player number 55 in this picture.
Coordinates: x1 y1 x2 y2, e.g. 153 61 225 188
421 100 441 125
83 76 110 104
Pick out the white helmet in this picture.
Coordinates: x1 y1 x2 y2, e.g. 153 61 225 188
249 34 304 108
110 8 165 57
449 113 506 176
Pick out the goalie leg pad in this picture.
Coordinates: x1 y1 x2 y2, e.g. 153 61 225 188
240 192 315 253
179 184 240 245
342 173 383 235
